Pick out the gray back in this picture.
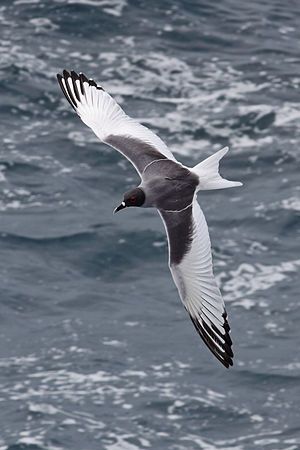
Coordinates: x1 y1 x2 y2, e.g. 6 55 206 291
142 159 198 211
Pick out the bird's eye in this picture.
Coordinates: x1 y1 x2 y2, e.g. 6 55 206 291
130 196 136 204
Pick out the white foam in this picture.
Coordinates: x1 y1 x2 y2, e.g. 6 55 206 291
103 339 126 347
152 240 166 248
68 51 93 61
29 17 58 31
0 165 6 182
207 389 226 401
232 298 256 310
251 414 264 422
18 437 44 446
58 0 127 17
281 197 300 211
254 438 280 446
246 241 268 256
231 134 273 150
0 355 38 368
264 321 285 334
122 370 147 378
124 321 139 327
180 435 227 450
272 362 300 371
67 130 99 146
14 0 40 3
275 103 300 126
219 259 300 302
238 104 274 118
105 434 144 450
122 403 133 409
28 402 58 415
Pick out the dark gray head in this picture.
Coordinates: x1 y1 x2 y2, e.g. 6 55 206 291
114 187 145 213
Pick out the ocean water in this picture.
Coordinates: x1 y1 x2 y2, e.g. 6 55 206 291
0 0 300 448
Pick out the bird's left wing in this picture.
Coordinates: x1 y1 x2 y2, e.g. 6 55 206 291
57 70 176 176
159 199 233 368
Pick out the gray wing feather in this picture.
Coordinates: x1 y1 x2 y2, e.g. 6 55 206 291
105 135 168 175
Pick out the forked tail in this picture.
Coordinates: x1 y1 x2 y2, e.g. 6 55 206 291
191 147 243 191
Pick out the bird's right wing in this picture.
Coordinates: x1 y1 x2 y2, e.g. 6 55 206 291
159 199 233 368
57 70 176 176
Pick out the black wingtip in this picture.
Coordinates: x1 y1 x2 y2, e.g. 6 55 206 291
63 70 77 108
79 72 89 83
88 78 97 87
57 70 105 109
70 70 79 79
70 70 81 101
189 314 234 369
57 71 76 110
63 69 70 78
87 78 104 91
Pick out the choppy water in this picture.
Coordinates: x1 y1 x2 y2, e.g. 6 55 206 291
0 0 300 449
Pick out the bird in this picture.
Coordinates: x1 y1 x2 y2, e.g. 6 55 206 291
57 70 242 368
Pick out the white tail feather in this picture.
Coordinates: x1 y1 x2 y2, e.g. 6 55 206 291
191 147 243 191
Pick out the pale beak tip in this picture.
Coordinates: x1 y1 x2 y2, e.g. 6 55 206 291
114 201 126 214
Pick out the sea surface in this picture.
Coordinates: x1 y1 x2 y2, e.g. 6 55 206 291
0 0 300 449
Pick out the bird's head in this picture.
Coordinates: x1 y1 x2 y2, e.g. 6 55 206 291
114 187 145 213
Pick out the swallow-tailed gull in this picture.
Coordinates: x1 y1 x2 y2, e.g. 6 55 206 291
57 70 242 368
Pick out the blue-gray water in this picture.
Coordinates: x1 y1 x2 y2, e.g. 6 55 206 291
0 0 300 449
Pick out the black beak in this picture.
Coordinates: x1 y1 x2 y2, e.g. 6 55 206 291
113 201 126 214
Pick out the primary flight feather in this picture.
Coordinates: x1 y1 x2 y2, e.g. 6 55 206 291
57 70 242 368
